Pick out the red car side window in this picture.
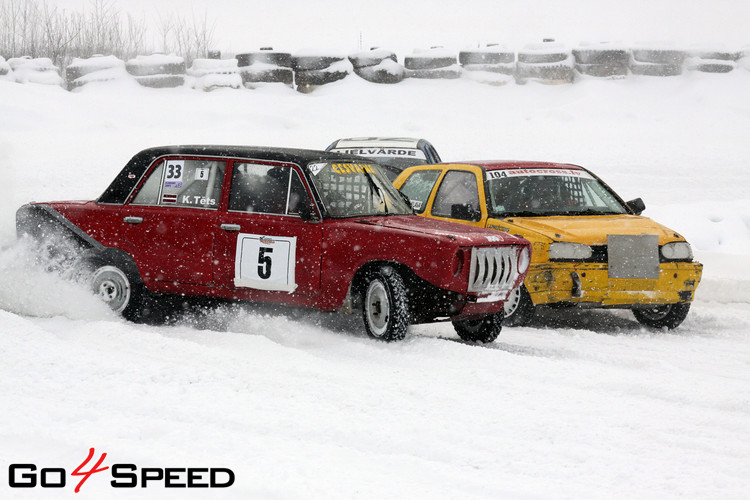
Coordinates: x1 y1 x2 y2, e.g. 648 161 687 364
131 159 225 209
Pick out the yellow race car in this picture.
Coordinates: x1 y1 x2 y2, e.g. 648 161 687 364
394 161 703 329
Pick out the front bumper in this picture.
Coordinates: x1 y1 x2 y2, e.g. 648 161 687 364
525 261 703 307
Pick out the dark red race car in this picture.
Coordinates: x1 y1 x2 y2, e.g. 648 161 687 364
17 145 530 342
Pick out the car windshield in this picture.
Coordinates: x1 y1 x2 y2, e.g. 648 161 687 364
486 168 628 217
306 161 413 217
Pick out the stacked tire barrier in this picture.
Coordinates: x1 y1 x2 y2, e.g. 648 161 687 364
516 42 575 84
125 54 186 88
459 46 515 86
629 45 685 76
4 40 750 94
573 43 629 78
404 48 462 79
65 55 128 90
291 52 351 92
6 56 63 85
349 48 405 84
686 47 739 73
235 49 294 88
188 58 242 91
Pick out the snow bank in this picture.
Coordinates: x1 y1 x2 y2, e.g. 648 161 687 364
1 68 750 498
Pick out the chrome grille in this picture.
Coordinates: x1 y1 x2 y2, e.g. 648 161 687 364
467 247 520 293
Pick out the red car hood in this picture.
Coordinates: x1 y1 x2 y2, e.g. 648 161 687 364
352 215 526 246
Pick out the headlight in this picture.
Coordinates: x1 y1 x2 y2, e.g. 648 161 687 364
661 241 693 260
517 247 530 274
549 242 592 260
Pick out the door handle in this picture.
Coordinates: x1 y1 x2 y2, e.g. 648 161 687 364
220 223 241 232
123 216 143 225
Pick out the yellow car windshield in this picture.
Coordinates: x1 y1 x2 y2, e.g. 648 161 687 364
486 169 628 217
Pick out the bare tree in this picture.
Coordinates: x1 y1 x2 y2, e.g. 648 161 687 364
0 0 212 65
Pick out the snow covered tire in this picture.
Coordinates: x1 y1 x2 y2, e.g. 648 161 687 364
633 303 691 329
236 51 292 68
503 285 536 327
459 50 515 65
362 266 409 342
452 312 503 343
404 55 457 70
91 264 147 321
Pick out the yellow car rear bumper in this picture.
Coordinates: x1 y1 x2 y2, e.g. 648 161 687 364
525 261 703 307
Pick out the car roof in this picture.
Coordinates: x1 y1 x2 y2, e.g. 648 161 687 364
330 137 424 149
98 145 369 205
134 145 364 164
438 160 584 171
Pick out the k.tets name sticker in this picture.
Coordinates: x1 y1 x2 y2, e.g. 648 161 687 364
234 233 297 292
164 159 185 188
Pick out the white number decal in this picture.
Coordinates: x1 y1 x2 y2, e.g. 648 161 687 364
164 160 185 188
234 233 297 292
195 167 210 180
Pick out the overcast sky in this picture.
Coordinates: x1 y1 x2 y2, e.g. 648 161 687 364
48 0 750 54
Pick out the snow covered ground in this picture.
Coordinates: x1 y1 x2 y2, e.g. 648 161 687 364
1 70 749 498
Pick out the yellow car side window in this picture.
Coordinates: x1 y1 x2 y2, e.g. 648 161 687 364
399 170 441 213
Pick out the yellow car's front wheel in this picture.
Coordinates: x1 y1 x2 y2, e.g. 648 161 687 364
633 303 691 329
503 285 536 327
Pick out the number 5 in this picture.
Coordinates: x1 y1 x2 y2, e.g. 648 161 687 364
258 247 273 279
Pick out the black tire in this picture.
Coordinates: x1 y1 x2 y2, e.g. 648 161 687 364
689 50 739 61
126 58 186 77
65 56 124 88
348 50 397 69
404 55 457 70
91 264 143 321
503 285 536 327
134 74 185 88
628 60 683 77
452 311 503 343
354 65 405 84
294 68 348 87
462 63 515 75
633 303 691 329
687 61 735 73
459 50 515 65
518 51 570 64
292 55 345 71
516 62 575 83
361 266 409 341
236 51 292 68
572 49 629 65
406 67 462 79
631 49 685 65
576 62 629 78
240 66 294 85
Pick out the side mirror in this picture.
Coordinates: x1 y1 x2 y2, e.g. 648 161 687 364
627 198 646 215
451 203 481 222
298 202 318 222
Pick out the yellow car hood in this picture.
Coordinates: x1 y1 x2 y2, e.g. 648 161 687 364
502 215 682 245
